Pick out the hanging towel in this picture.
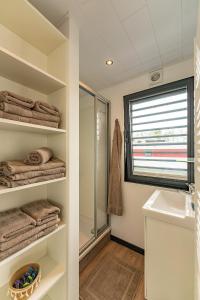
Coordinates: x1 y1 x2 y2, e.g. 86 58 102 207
107 119 123 216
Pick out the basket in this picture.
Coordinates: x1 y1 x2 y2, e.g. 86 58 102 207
8 263 41 300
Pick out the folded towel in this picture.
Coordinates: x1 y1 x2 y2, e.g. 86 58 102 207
0 208 36 243
0 235 37 261
7 167 65 181
0 172 65 188
24 147 53 165
34 101 60 117
0 102 60 123
1 158 65 176
0 91 35 109
0 110 59 128
0 217 60 251
0 224 58 261
22 200 60 225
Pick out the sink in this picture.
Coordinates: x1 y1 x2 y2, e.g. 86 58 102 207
143 189 195 230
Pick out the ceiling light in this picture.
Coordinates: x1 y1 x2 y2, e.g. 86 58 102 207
106 59 113 66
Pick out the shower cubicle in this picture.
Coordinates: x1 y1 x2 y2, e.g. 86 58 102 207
79 82 110 253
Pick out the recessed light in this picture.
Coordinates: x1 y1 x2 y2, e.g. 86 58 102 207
106 59 114 66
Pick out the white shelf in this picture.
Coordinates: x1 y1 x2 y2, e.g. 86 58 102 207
0 177 66 195
0 118 66 135
0 47 66 94
0 0 66 55
0 255 65 300
0 224 66 267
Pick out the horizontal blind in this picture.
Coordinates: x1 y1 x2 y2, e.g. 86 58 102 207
130 89 188 179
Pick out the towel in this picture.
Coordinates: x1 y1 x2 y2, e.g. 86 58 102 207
1 158 65 176
0 235 37 261
0 172 65 188
0 224 59 261
22 200 60 225
107 119 123 216
0 217 60 251
0 110 59 128
7 167 66 181
34 101 60 117
0 208 36 243
0 102 60 123
0 91 35 109
24 147 53 165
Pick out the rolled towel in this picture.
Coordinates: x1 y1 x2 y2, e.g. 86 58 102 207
34 101 60 116
1 158 65 176
0 172 65 188
22 200 60 225
25 147 53 165
0 208 36 243
0 91 35 109
0 110 59 128
0 102 60 123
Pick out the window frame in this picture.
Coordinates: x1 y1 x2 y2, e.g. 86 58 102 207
124 77 194 190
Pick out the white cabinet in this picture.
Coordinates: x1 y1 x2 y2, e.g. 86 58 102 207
143 190 195 300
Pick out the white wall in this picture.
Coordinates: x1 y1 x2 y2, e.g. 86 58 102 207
100 59 194 248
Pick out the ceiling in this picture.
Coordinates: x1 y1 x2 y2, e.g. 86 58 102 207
29 0 198 91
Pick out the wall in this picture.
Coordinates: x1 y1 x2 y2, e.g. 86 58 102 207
100 58 194 248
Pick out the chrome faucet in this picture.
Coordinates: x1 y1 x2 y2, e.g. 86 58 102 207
186 183 195 195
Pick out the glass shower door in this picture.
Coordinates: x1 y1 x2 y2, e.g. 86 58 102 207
96 98 109 234
79 88 95 249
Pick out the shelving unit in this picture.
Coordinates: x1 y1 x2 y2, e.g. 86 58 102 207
0 177 66 195
0 255 65 300
0 1 69 299
0 118 66 135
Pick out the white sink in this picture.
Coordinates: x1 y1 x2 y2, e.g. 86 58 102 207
143 189 195 230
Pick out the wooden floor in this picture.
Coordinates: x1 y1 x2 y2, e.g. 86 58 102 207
80 240 145 300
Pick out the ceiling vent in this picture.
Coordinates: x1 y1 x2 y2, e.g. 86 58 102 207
149 69 163 85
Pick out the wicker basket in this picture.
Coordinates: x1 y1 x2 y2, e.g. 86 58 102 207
8 263 41 300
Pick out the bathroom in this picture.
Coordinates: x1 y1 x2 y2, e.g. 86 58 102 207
0 0 199 300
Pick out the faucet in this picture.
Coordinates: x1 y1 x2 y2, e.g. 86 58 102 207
186 183 195 195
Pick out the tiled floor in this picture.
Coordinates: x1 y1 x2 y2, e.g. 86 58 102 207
80 240 145 300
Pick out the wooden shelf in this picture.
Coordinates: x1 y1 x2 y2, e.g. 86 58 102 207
0 0 66 55
0 47 66 94
0 177 66 195
0 224 66 267
0 255 65 300
0 118 66 135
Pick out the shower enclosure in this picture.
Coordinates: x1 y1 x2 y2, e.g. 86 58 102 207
79 83 110 253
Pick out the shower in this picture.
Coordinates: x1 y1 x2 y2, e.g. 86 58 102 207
79 83 110 253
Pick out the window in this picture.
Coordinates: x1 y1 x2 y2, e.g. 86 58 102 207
124 77 194 190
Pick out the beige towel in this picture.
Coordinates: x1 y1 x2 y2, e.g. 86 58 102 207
107 119 123 216
25 147 53 165
0 172 65 188
0 218 60 251
22 200 60 225
1 158 65 176
0 235 37 261
0 224 58 261
0 102 60 123
34 101 60 116
0 208 36 243
7 167 66 181
0 91 35 109
0 110 59 128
